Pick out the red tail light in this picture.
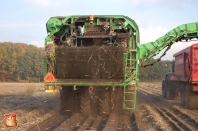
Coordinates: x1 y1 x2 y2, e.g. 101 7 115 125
170 75 177 80
127 86 135 91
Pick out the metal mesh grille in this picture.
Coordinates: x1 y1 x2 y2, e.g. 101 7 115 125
55 46 125 80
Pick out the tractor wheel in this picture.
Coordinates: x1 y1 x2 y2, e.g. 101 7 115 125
99 87 110 116
166 82 177 100
187 95 198 110
79 87 91 116
180 83 185 107
184 84 198 109
162 86 166 98
174 82 180 98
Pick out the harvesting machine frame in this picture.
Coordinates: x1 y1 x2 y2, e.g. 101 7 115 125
44 15 198 112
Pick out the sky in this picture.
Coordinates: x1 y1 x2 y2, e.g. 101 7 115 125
0 0 198 60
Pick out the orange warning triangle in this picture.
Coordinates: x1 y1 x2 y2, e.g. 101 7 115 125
44 72 55 82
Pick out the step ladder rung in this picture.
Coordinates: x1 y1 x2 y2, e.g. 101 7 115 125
127 59 137 61
125 68 136 70
125 100 134 102
124 92 135 94
123 51 137 110
125 78 136 81
129 49 137 52
124 107 135 110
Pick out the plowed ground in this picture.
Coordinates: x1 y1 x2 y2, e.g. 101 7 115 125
1 82 198 131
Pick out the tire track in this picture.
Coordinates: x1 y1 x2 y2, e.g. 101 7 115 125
90 116 106 131
117 114 132 131
0 109 52 130
155 107 182 130
103 114 117 131
159 108 193 131
22 112 53 130
77 116 94 131
130 113 138 131
139 105 166 131
19 109 46 124
54 113 84 131
173 105 198 122
175 107 198 120
4 82 198 130
172 106 198 128
138 83 198 131
27 112 68 131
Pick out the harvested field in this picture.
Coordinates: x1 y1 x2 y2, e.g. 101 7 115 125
0 82 198 131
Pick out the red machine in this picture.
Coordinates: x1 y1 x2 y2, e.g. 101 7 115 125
173 43 198 109
174 43 198 84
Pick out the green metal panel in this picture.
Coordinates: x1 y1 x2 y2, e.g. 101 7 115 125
44 15 140 111
44 15 198 110
44 15 198 111
139 22 198 66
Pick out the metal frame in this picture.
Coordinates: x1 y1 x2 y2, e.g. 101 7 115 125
44 15 140 110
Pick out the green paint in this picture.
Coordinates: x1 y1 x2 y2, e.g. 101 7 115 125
139 22 198 65
44 15 198 111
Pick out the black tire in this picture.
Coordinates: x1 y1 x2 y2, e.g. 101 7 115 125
184 84 198 109
166 82 177 100
180 83 185 107
99 87 110 116
184 84 189 108
171 81 180 98
162 86 166 98
188 95 198 110
174 82 180 98
79 87 91 116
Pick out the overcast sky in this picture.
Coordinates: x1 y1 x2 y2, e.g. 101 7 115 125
1 0 198 60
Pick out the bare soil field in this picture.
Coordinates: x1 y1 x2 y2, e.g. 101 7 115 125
0 82 198 131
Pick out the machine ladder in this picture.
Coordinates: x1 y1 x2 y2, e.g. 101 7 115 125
123 49 138 110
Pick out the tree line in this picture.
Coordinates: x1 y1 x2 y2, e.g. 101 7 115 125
0 42 173 82
139 59 173 82
0 42 44 82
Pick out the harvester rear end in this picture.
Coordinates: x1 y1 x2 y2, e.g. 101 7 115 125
44 15 198 114
44 15 139 116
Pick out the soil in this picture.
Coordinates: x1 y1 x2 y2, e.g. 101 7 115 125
1 82 198 131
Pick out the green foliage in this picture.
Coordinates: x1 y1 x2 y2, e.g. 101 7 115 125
0 42 44 82
139 58 173 82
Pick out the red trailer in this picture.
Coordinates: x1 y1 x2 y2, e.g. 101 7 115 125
173 43 198 109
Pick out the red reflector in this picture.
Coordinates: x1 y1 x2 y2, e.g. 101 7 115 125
44 86 55 90
44 86 49 90
170 76 176 80
127 87 135 91
193 86 198 91
44 72 55 82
